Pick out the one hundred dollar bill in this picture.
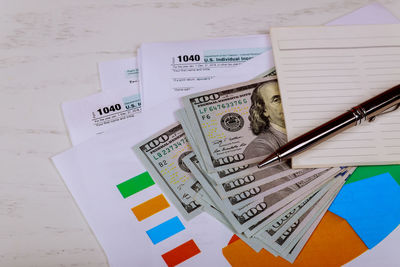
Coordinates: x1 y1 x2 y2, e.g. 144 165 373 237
215 167 327 199
176 108 256 184
220 168 333 212
234 167 341 237
183 76 290 172
175 108 208 171
133 122 202 220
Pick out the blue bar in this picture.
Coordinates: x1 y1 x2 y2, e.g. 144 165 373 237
146 216 185 244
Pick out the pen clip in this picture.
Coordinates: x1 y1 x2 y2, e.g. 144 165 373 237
368 103 400 122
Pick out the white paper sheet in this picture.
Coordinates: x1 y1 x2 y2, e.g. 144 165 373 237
139 34 271 111
98 57 139 92
54 99 234 267
62 88 141 145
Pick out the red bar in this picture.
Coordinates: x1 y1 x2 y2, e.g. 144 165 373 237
228 234 240 245
161 239 201 267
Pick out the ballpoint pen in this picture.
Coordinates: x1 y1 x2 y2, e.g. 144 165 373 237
258 84 400 168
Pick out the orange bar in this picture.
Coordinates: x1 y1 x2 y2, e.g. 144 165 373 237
162 239 201 267
131 194 170 221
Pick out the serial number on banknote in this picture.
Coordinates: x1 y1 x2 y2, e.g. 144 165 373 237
197 99 248 115
145 137 189 161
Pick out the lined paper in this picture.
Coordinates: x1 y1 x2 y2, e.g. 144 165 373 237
271 24 400 168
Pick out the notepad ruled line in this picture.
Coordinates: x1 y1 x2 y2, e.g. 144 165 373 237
290 127 373 134
365 66 400 70
281 55 352 59
364 59 400 63
312 146 376 151
285 74 358 79
361 53 400 57
290 110 346 113
386 111 400 118
310 154 377 158
367 79 400 83
282 61 355 66
286 81 357 85
383 137 400 140
284 68 356 72
285 88 362 92
369 86 391 90
387 153 400 155
290 102 358 106
325 139 374 142
291 118 333 121
279 35 400 41
382 130 400 133
367 73 400 76
288 95 363 99
379 122 400 125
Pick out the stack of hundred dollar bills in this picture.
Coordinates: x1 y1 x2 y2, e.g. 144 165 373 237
134 76 355 263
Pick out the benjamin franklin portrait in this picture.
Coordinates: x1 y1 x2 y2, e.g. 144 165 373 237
244 80 293 176
242 80 309 205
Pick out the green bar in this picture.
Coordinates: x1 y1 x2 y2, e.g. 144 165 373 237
346 165 400 185
117 172 155 198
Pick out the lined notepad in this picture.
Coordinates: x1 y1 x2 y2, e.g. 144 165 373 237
271 24 400 168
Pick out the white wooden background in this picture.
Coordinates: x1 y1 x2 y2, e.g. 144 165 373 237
1 0 400 266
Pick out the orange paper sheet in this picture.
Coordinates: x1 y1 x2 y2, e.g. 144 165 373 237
222 211 367 267
131 194 170 221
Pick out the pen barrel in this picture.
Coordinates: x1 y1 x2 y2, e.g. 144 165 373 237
359 84 400 120
277 84 400 162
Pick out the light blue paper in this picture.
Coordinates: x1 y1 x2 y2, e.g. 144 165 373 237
146 216 185 244
329 173 400 249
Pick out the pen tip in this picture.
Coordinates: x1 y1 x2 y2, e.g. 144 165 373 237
258 153 280 168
